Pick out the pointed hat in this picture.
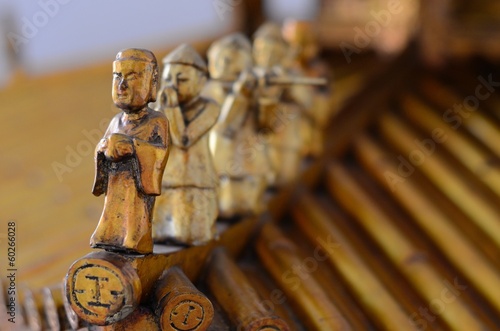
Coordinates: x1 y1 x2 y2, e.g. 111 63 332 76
253 22 284 42
162 44 207 73
208 33 251 56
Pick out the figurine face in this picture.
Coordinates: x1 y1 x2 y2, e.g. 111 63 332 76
289 41 319 63
162 64 206 104
253 38 287 68
209 48 252 81
282 21 319 62
112 60 154 112
305 44 319 61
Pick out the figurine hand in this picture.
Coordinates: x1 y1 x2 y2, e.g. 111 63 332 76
233 70 257 96
105 134 134 161
253 68 283 99
260 76 283 100
160 85 179 108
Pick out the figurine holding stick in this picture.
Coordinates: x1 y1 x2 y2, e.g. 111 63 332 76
252 23 327 187
206 33 272 218
90 48 169 255
282 19 333 158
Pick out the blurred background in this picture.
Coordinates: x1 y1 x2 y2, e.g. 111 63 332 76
0 0 499 288
0 0 318 81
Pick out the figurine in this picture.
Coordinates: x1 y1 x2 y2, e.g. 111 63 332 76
153 44 219 245
282 19 332 158
203 34 245 106
252 23 304 187
90 48 169 255
205 33 271 218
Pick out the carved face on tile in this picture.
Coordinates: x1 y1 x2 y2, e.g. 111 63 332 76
112 48 158 113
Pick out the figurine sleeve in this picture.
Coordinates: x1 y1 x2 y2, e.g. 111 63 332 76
217 92 249 136
91 117 117 196
133 118 169 196
92 151 108 196
182 101 220 148
165 105 186 147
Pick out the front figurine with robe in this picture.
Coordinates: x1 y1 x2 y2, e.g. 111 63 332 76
153 44 220 246
90 48 169 255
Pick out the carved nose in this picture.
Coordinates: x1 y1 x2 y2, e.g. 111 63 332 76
118 79 128 91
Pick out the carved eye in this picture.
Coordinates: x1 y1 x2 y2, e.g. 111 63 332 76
127 73 139 81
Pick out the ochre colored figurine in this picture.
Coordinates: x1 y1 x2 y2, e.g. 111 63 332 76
90 48 169 255
203 34 248 106
253 23 303 187
282 19 332 157
205 33 271 218
153 44 219 245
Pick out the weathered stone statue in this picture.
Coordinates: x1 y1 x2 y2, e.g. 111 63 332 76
90 48 169 255
153 44 219 245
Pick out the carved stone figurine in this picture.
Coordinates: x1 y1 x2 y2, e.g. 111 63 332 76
90 48 169 255
282 19 332 158
153 44 219 245
205 33 271 218
253 22 303 187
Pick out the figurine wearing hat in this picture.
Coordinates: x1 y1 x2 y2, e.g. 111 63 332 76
282 19 332 158
253 22 304 187
205 33 271 218
90 48 169 254
153 44 219 245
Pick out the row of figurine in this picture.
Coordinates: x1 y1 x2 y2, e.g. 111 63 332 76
89 20 333 254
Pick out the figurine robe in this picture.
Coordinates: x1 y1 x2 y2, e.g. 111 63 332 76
252 67 303 187
287 64 331 158
263 99 303 187
154 97 219 245
90 109 169 254
209 82 272 217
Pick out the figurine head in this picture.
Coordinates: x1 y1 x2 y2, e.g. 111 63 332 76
282 19 319 62
253 22 288 69
162 44 208 105
112 48 159 113
207 33 253 82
